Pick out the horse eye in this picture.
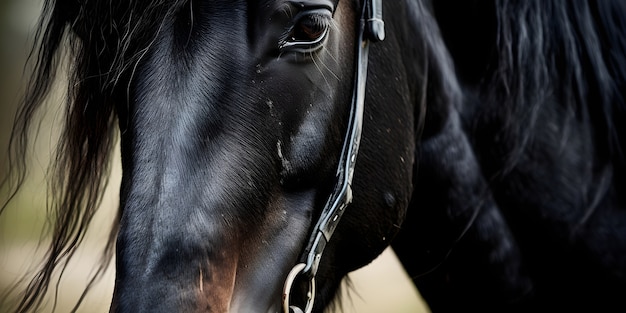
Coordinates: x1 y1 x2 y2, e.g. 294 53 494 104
280 11 331 53
293 15 328 41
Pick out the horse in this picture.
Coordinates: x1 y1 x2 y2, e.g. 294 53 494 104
2 0 626 312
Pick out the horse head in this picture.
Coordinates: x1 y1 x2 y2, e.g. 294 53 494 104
109 1 412 312
4 0 460 311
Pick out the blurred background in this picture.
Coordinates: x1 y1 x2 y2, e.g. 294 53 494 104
0 1 430 312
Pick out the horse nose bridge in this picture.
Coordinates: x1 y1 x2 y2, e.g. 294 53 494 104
116 153 283 310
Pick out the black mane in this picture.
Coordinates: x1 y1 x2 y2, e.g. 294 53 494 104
2 1 189 311
438 0 626 176
485 0 626 224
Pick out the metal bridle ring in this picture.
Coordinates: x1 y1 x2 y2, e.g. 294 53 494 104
282 263 315 313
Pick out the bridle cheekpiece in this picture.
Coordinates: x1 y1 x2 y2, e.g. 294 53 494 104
282 1 385 312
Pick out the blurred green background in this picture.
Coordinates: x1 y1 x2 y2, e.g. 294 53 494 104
0 1 429 312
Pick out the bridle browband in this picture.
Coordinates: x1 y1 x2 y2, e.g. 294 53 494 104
282 1 385 312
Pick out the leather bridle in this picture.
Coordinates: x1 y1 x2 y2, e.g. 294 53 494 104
282 1 385 312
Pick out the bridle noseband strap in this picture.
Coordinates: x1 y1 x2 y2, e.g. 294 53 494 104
283 1 384 312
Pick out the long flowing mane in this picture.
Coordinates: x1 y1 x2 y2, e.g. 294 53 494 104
488 0 626 224
437 0 626 203
489 0 626 171
1 0 188 311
